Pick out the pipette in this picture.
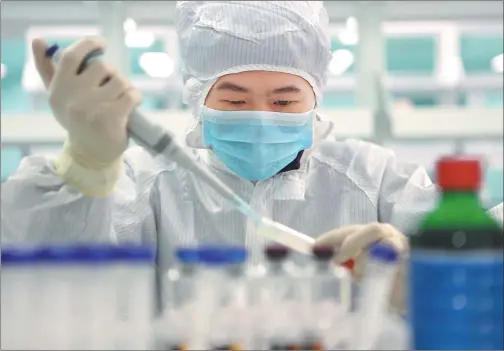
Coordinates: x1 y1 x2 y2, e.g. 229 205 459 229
45 45 257 217
45 44 316 255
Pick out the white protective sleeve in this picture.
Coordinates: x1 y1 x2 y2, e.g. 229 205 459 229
1 151 158 245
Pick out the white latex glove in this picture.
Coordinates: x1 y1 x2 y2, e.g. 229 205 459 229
32 37 142 197
315 223 409 314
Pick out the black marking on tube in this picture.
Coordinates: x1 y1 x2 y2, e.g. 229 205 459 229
151 134 173 153
129 132 173 155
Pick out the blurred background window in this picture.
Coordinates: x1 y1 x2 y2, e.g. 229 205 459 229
1 1 502 206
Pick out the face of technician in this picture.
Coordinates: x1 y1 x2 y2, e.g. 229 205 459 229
200 70 316 181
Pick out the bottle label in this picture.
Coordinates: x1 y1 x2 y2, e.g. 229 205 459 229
409 251 503 350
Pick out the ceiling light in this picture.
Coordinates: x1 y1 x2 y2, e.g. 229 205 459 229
491 53 503 73
125 31 155 48
346 17 358 31
139 52 174 78
123 18 137 33
338 31 359 45
329 49 354 76
338 17 359 45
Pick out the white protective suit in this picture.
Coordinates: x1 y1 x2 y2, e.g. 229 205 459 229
1 1 503 274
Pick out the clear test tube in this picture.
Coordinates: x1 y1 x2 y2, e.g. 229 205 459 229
113 244 156 350
157 247 200 350
351 243 399 350
2 244 120 350
1 246 46 349
299 245 354 350
195 246 249 350
257 244 301 351
40 244 119 350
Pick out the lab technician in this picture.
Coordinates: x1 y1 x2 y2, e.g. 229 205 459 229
2 1 503 313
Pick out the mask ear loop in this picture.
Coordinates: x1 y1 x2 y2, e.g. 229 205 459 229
314 112 334 140
298 112 333 169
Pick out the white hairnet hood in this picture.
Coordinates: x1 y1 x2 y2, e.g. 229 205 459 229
175 1 333 148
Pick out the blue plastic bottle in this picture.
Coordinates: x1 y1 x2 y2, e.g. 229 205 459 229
409 157 504 350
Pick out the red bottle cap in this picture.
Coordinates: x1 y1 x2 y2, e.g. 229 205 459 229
436 157 482 191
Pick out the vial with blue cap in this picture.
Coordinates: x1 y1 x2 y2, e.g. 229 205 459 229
112 243 156 350
254 244 301 350
156 247 201 351
165 247 201 311
350 242 402 350
194 246 250 350
301 245 352 351
1 246 47 350
1 243 156 350
1 244 123 350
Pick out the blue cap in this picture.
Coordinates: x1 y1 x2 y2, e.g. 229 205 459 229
113 244 155 263
45 44 59 58
1 246 44 265
37 244 117 264
2 243 155 266
198 246 247 266
175 248 200 264
369 243 398 263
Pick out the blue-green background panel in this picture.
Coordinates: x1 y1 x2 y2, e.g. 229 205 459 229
460 34 503 74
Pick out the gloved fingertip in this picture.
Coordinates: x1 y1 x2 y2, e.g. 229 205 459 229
32 38 48 52
315 227 354 246
313 235 334 246
317 225 364 242
334 251 353 265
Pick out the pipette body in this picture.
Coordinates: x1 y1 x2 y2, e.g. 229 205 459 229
128 109 257 222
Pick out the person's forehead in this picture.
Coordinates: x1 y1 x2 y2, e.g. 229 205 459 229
213 70 313 94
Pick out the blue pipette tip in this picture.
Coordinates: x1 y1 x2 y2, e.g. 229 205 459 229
46 44 59 58
370 242 398 262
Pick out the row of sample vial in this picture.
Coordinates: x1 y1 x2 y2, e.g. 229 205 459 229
1 244 156 350
157 243 405 351
2 157 503 351
1 242 404 350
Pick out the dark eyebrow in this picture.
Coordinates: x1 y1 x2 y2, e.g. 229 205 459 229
270 85 301 94
215 82 250 93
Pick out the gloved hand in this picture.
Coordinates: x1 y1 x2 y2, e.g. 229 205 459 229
32 37 142 197
315 223 409 314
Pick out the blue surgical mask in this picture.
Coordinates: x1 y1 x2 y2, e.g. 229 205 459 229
201 106 314 181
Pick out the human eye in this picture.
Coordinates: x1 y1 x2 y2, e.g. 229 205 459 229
226 100 246 105
273 100 293 106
